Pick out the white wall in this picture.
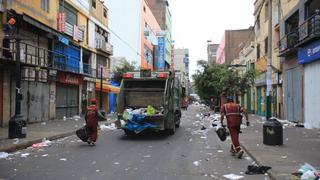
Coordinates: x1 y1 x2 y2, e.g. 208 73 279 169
104 0 141 67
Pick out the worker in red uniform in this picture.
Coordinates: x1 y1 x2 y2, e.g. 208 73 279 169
85 99 106 146
220 96 249 158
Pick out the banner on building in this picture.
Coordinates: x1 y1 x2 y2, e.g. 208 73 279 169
59 72 84 85
157 37 165 70
58 13 65 32
298 40 320 64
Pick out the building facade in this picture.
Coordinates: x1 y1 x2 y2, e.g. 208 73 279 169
207 43 219 65
105 0 160 70
0 0 114 126
173 48 189 93
146 0 172 70
278 0 320 128
216 28 254 65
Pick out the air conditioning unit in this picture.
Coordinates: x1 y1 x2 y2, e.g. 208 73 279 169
21 67 35 81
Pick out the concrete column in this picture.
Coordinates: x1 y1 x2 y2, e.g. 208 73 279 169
49 81 56 120
2 71 12 126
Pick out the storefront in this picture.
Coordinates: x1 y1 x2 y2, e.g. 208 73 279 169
56 72 83 118
95 80 120 113
298 40 320 128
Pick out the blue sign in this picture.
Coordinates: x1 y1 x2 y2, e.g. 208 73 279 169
157 37 165 70
298 40 320 64
58 36 69 46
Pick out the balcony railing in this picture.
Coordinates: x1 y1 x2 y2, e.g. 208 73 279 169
83 63 92 76
278 30 299 52
298 13 320 41
95 39 113 55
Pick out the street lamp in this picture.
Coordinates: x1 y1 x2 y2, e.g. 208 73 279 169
4 11 27 139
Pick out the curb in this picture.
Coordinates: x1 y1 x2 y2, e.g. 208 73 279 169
0 131 76 153
0 120 118 153
241 143 277 180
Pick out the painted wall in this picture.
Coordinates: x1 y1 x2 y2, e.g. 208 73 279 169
216 33 226 64
140 0 161 69
104 0 141 66
7 0 58 29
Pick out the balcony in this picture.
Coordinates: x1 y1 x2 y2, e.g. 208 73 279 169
57 13 84 42
95 39 113 55
1 41 54 68
83 63 93 76
278 30 299 56
297 13 320 46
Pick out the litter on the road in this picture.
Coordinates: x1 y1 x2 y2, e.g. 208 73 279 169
143 155 151 158
114 162 120 165
0 152 9 159
41 122 46 125
13 138 19 144
193 161 200 166
245 165 272 175
292 163 320 179
59 158 67 161
95 170 100 173
217 150 224 153
42 154 48 157
32 139 52 148
223 173 244 179
100 123 117 131
21 153 30 158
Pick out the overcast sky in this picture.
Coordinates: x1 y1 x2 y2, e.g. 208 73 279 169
168 0 254 79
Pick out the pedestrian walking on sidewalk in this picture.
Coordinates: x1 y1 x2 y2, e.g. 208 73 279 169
85 99 106 146
220 96 249 159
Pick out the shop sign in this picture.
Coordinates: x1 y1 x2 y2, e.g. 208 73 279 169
298 40 320 64
59 72 84 85
157 37 165 70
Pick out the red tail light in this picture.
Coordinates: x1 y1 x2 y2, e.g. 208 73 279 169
123 73 133 78
157 73 168 78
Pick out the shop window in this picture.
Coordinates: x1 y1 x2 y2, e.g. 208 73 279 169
92 0 96 9
41 0 49 13
104 9 107 18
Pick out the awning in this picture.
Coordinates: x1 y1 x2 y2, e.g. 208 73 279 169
95 82 120 94
22 14 61 38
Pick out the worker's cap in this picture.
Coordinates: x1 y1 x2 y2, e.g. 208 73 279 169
226 96 234 102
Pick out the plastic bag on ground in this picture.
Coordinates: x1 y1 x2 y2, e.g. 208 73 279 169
0 152 9 159
223 173 244 179
147 105 156 116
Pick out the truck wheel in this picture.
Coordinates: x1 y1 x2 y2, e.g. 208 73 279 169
124 129 135 136
167 124 176 135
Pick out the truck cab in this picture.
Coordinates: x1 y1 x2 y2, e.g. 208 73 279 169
117 70 181 135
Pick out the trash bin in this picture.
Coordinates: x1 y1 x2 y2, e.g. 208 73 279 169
8 115 27 139
263 118 283 145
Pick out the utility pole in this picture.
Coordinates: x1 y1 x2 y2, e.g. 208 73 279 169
266 0 273 120
99 67 103 110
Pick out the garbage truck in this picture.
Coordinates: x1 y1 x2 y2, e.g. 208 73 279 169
116 70 182 135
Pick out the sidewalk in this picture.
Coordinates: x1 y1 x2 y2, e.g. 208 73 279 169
240 114 320 180
0 114 117 153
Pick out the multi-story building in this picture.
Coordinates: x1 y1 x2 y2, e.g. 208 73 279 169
105 0 160 70
174 48 189 94
207 43 219 65
253 0 283 118
146 0 172 70
278 0 320 128
0 0 114 126
216 27 254 65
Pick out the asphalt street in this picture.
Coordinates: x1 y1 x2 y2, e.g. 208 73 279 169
0 105 268 180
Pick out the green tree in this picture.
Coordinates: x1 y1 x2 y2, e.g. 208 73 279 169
111 61 136 84
192 60 256 102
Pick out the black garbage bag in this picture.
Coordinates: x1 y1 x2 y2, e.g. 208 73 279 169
216 127 227 141
76 125 88 142
245 165 272 175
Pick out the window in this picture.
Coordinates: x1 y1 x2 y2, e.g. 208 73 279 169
305 0 320 19
92 0 96 9
256 15 260 33
103 9 107 18
264 37 268 54
41 0 49 12
64 3 77 25
257 43 260 59
265 2 269 22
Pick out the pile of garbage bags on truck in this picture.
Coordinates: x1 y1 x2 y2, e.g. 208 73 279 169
122 106 163 134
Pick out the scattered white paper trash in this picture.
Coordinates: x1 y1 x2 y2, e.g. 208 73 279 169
59 158 67 161
193 161 200 166
223 173 244 180
0 152 9 159
21 153 30 158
